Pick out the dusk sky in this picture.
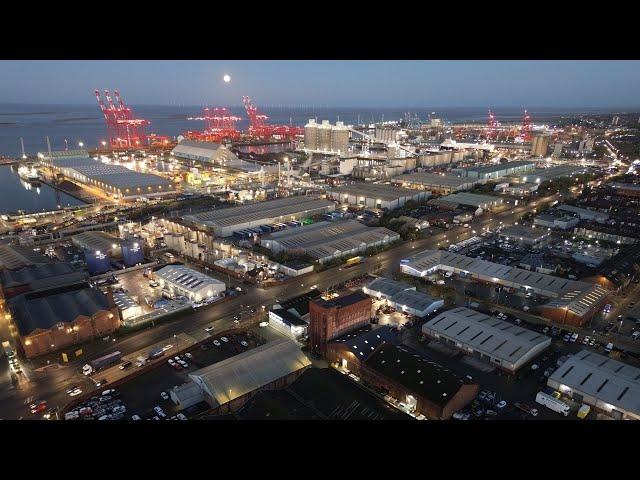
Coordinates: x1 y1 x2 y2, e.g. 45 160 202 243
2 60 640 108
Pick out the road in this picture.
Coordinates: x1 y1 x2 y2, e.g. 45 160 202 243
0 191 563 419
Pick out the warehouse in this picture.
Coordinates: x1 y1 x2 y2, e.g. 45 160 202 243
260 220 400 263
44 155 176 199
363 277 413 300
72 231 122 260
153 264 225 302
435 192 503 210
454 161 535 180
547 349 640 420
422 307 551 373
498 224 552 246
512 165 587 184
324 182 430 210
268 308 309 340
534 212 580 230
393 172 478 194
558 205 610 223
388 289 443 318
187 338 312 414
171 139 239 165
183 195 335 236
113 291 143 322
0 262 87 300
362 277 443 317
328 334 478 419
0 244 50 270
9 283 119 358
400 249 610 326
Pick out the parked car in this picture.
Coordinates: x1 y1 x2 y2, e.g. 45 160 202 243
221 337 229 343
204 326 215 332
213 340 221 347
240 340 248 347
160 391 169 400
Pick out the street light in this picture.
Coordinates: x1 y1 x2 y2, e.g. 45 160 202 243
78 142 84 148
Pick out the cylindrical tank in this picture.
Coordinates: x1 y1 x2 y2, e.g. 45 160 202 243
85 249 111 275
122 240 145 267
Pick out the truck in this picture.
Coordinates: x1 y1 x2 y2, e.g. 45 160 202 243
82 351 122 375
577 404 591 419
535 391 570 417
344 256 363 268
2 340 14 358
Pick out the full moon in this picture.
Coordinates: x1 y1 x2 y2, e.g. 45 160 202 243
223 74 231 83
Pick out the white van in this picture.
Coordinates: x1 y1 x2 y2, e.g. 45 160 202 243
604 342 614 353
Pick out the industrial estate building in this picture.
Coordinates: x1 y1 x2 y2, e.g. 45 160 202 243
327 327 478 419
422 307 551 373
153 265 226 301
434 192 504 210
41 151 176 199
512 165 587 184
304 119 350 155
498 224 552 246
324 183 430 210
309 291 372 355
558 204 610 223
0 244 51 270
72 231 123 259
362 277 443 317
534 212 580 230
393 172 478 194
400 249 609 326
268 289 322 340
183 195 335 236
547 349 640 420
9 283 119 358
260 220 400 264
610 182 640 198
186 339 311 414
0 262 87 300
454 161 535 180
171 140 239 165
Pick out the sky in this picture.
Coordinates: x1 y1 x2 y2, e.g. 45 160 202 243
1 60 640 108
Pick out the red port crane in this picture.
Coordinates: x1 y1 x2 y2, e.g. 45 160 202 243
242 96 303 139
95 89 150 149
521 109 532 142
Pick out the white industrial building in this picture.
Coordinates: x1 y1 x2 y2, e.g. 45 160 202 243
454 161 535 180
154 265 225 302
534 213 580 230
498 224 552 246
400 249 609 324
183 196 335 236
260 220 400 264
362 277 443 317
436 192 503 210
325 183 430 210
113 292 143 322
547 349 640 420
393 172 478 194
422 307 551 373
268 308 309 340
558 205 610 224
171 140 239 165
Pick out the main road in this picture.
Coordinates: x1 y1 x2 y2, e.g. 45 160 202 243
0 191 563 419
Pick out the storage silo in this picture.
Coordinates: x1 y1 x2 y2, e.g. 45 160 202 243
85 249 111 275
122 240 144 267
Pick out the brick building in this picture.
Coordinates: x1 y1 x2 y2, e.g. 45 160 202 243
309 291 372 355
9 283 120 358
327 327 477 419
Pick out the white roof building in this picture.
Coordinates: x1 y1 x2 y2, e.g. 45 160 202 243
154 265 225 301
171 140 239 164
423 307 551 372
548 349 640 420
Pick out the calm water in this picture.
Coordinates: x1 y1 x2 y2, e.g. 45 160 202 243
0 103 622 158
0 165 85 214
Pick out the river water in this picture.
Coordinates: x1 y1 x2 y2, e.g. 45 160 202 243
0 165 85 215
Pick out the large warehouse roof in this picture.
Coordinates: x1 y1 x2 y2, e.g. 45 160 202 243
366 343 466 407
390 289 440 313
326 183 424 201
401 250 609 317
437 192 502 208
184 196 334 229
72 231 121 252
499 224 550 243
423 307 551 366
155 265 224 293
262 220 400 261
49 157 175 192
516 166 587 184
363 277 413 298
172 140 239 163
1 262 87 291
188 338 311 408
0 245 50 270
548 349 640 418
461 161 535 175
10 283 113 336
395 172 474 188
